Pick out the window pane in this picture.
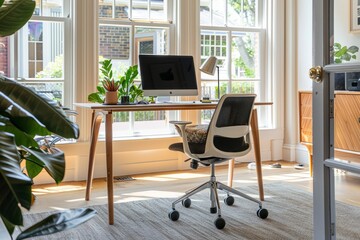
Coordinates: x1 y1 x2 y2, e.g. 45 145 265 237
200 30 228 80
21 21 64 79
133 111 171 136
34 0 63 17
115 0 130 19
212 0 226 26
231 81 258 94
0 37 9 76
132 1 148 19
21 82 64 102
231 32 259 79
99 25 131 60
227 0 257 27
135 27 169 57
99 0 113 18
200 0 211 25
150 0 165 20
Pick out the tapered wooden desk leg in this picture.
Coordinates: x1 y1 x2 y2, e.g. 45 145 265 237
250 108 265 201
105 111 114 225
227 159 235 187
85 112 103 201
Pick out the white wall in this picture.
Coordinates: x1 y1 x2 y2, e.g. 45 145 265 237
297 0 313 91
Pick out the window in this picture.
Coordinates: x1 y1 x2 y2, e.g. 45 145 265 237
200 0 272 128
2 0 72 107
98 0 176 138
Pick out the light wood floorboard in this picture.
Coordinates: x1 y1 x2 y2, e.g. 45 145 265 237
29 160 360 213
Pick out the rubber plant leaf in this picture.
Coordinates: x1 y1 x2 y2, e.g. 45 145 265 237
16 208 97 240
0 132 32 234
0 115 38 147
0 92 50 136
0 76 79 139
0 0 36 37
22 146 65 184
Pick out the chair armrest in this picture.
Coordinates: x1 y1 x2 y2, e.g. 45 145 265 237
169 121 198 160
169 120 192 125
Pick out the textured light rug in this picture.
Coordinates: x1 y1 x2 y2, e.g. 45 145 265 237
19 184 360 240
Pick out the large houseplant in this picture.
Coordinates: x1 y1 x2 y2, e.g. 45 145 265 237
0 0 96 239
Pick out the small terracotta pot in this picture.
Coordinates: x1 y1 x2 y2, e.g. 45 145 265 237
105 91 118 104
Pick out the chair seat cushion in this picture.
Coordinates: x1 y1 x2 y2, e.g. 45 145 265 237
175 124 208 143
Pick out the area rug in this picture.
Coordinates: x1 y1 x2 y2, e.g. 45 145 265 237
17 184 360 240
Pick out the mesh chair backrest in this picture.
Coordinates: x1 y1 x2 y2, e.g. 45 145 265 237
216 96 255 128
204 94 256 156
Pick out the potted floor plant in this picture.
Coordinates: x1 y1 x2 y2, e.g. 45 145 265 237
0 1 96 239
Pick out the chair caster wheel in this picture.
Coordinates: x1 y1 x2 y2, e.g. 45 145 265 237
214 217 226 229
224 196 235 206
168 210 180 221
190 160 198 169
257 208 268 219
210 207 217 214
182 198 191 208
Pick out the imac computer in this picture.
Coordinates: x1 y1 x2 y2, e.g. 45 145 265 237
139 55 198 97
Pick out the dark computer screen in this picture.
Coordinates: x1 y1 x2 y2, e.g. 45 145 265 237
139 55 198 96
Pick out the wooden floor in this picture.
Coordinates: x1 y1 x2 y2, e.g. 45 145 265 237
29 160 360 214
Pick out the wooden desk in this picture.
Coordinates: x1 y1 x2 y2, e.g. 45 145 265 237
75 101 270 224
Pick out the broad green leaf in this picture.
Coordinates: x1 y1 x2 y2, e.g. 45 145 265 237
1 215 15 236
22 147 65 184
88 92 104 104
0 116 38 147
0 77 79 139
25 158 44 179
0 92 50 136
348 46 359 54
0 132 32 228
0 0 36 37
343 53 351 61
96 85 106 94
335 46 347 57
16 208 97 240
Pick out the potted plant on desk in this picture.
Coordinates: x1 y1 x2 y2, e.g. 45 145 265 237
101 59 120 105
119 65 139 104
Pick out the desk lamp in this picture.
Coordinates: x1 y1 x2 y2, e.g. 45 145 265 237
199 56 220 99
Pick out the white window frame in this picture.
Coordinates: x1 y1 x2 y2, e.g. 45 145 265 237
10 1 73 108
199 0 271 128
97 0 177 138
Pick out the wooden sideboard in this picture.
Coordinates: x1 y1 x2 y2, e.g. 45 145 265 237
299 91 360 176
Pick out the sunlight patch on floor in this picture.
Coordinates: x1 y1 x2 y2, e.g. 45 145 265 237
122 190 184 198
263 172 311 181
136 173 208 181
233 179 258 184
32 185 85 195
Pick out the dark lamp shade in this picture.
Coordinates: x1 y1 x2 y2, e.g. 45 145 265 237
199 56 218 75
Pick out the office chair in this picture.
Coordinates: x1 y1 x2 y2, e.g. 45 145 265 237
168 94 268 229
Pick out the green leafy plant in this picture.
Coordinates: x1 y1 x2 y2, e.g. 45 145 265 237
88 61 143 104
0 1 96 239
333 43 359 63
119 65 139 97
100 59 120 91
